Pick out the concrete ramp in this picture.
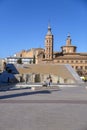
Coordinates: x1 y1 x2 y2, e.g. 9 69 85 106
65 64 83 83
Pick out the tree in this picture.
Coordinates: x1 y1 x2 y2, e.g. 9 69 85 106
33 55 36 64
3 61 6 71
29 60 32 64
17 58 22 64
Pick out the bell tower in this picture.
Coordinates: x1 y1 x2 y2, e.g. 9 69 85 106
61 34 77 53
45 24 54 60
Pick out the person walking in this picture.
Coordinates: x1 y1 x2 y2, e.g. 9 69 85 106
25 74 28 84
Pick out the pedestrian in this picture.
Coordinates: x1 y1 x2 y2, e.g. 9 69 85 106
49 80 50 86
43 81 47 87
25 74 28 84
48 78 51 86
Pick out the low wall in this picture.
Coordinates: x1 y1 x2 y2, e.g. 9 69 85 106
15 73 75 84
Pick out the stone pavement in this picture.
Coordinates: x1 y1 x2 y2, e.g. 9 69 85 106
0 83 87 130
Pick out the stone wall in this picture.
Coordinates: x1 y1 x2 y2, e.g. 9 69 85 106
16 73 75 84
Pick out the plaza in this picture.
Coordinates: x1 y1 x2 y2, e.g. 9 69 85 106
0 83 87 130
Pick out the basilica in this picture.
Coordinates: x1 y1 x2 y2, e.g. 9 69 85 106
6 25 87 76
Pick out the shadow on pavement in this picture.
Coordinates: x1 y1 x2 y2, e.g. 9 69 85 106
0 90 51 99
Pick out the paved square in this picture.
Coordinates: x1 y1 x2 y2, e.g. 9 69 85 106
0 84 87 130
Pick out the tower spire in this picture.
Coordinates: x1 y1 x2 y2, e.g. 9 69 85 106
66 33 72 46
47 23 52 35
67 33 70 38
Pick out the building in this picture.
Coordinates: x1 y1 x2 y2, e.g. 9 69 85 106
6 48 44 64
6 25 87 76
0 58 5 72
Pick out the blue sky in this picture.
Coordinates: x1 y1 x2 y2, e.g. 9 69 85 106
0 0 87 58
